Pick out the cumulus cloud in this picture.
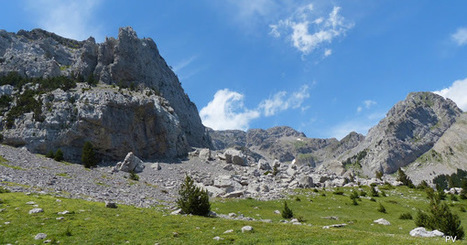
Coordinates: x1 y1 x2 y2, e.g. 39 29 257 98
259 85 310 116
25 0 103 41
452 28 467 46
199 89 260 130
270 4 353 56
200 85 311 130
434 78 467 111
324 49 332 57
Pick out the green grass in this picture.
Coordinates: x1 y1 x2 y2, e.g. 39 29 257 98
1 186 463 244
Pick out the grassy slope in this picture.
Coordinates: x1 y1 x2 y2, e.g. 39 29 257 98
1 186 464 244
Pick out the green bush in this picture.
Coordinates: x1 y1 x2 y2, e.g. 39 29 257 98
450 193 458 201
82 141 98 168
377 203 386 213
397 168 414 188
415 188 465 239
0 186 11 193
281 201 294 219
375 171 383 180
177 175 211 217
370 186 379 197
399 212 413 220
54 149 64 161
46 150 55 159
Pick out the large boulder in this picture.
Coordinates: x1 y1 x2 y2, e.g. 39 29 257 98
114 152 145 173
224 149 247 166
409 227 444 237
298 175 313 188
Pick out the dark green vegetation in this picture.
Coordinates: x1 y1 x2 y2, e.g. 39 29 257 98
177 175 211 217
342 149 367 170
281 201 294 219
1 186 462 244
82 141 97 168
433 169 467 190
397 168 415 188
415 188 465 239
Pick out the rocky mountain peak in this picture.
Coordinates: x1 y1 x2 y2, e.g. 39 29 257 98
345 91 462 176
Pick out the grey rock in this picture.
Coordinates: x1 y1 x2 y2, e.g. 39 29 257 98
34 233 47 240
373 218 390 225
151 163 161 171
115 152 145 173
198 148 212 161
409 227 444 237
298 175 313 188
222 190 244 198
29 208 44 214
258 159 271 170
241 225 253 233
105 201 117 208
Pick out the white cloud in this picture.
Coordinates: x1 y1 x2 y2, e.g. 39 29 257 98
324 48 332 57
364 100 377 109
173 56 197 73
434 78 467 111
270 5 354 55
200 85 311 130
356 106 362 113
200 89 260 130
452 28 467 46
25 0 103 41
259 85 310 116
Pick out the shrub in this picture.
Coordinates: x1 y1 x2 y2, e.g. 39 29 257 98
460 206 466 213
281 201 294 219
461 179 467 200
295 197 301 202
397 168 414 188
377 203 386 213
129 171 139 181
417 180 429 190
359 190 367 197
451 193 459 202
54 149 64 161
370 197 376 202
375 171 383 180
46 150 55 159
371 185 379 197
82 141 97 168
415 188 465 239
176 175 210 217
0 186 10 193
399 212 413 220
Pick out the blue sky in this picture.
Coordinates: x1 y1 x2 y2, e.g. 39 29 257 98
1 0 467 139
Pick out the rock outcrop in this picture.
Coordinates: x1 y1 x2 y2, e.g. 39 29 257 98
0 27 211 161
339 92 462 176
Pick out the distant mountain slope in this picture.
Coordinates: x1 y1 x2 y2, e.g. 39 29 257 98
333 92 462 177
405 112 467 183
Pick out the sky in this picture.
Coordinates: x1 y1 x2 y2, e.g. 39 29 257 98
1 0 467 140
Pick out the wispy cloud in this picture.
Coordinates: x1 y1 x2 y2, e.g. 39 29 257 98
452 27 467 46
434 77 467 111
173 56 197 73
200 85 311 130
357 100 377 113
269 4 354 56
259 85 310 116
24 0 103 41
329 120 374 140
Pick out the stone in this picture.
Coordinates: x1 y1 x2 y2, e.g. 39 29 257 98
224 149 247 166
105 201 117 208
373 218 390 225
222 190 244 198
170 209 183 215
322 224 347 229
199 148 211 161
34 233 47 240
298 175 313 188
57 210 71 215
29 208 44 214
151 163 161 171
241 226 253 233
409 227 444 237
258 159 271 170
224 229 234 234
115 152 145 173
213 236 223 241
26 201 36 205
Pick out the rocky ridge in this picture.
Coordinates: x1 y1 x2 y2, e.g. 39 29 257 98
0 27 210 161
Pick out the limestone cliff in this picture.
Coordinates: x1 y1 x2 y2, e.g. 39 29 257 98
0 27 211 161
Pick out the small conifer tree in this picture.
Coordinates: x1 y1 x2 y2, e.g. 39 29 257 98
46 150 54 159
375 171 383 180
377 202 386 213
281 201 294 219
397 168 414 188
54 149 64 161
82 141 97 168
177 175 211 216
461 179 467 200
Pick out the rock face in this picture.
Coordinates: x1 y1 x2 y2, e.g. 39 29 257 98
409 227 444 237
339 92 462 176
0 27 211 161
